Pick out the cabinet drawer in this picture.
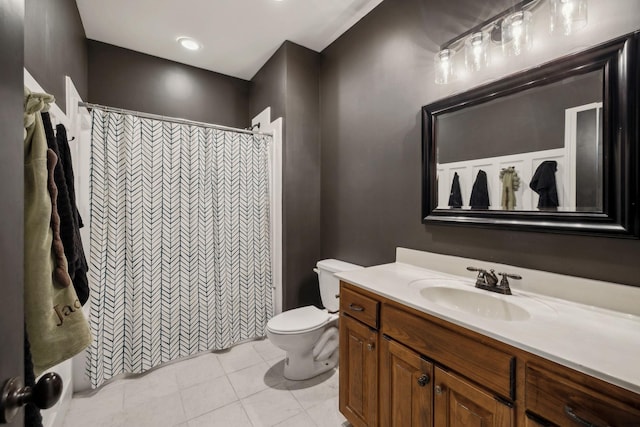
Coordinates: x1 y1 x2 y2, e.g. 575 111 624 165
526 364 640 427
381 304 515 399
340 285 379 329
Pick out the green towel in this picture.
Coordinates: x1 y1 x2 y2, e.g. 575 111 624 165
500 167 520 211
24 87 92 375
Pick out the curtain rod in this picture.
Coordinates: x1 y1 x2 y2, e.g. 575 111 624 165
78 102 274 137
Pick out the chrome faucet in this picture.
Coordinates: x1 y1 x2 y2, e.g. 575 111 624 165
466 267 521 295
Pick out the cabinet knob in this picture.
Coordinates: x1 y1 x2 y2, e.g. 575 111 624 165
417 374 430 387
367 343 375 351
434 385 444 395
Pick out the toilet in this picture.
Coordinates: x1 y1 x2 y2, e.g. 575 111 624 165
266 259 362 380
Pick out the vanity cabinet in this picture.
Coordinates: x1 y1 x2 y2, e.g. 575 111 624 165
338 281 640 427
379 337 433 427
381 304 515 401
380 303 514 427
523 412 555 427
525 364 640 426
339 289 379 427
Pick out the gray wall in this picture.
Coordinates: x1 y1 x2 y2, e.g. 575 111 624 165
251 42 322 309
25 0 88 111
437 71 602 163
250 45 287 123
319 0 640 287
87 41 251 128
1 2 25 424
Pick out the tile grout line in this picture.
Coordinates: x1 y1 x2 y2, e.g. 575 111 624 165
64 340 344 427
236 392 260 427
237 390 262 427
267 408 307 427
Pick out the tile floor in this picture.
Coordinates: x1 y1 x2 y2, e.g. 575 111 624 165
62 339 350 427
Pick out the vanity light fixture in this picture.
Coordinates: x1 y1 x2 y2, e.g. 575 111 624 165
177 37 201 51
434 0 589 84
434 49 455 85
549 0 588 36
501 10 533 56
465 31 490 72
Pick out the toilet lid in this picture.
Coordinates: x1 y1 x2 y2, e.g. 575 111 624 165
267 306 331 334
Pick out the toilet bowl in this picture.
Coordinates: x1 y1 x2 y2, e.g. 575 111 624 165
266 259 362 380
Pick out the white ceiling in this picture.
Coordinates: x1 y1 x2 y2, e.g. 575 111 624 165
76 0 384 80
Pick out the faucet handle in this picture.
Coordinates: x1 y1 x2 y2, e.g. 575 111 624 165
498 272 522 280
497 272 521 288
467 266 488 287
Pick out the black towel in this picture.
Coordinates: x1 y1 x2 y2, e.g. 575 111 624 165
470 170 490 209
56 124 83 230
25 325 43 427
42 113 90 305
56 124 89 304
530 160 559 209
448 172 463 208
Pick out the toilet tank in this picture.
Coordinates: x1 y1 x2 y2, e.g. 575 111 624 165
316 259 362 312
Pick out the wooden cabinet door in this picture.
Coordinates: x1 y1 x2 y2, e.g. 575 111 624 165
434 367 513 427
380 337 433 427
339 314 378 427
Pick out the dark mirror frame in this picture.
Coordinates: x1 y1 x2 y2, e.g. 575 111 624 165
422 32 639 238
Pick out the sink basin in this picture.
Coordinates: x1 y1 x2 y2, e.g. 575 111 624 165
419 286 531 321
408 277 475 288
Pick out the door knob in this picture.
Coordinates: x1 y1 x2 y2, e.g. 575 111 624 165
1 373 63 423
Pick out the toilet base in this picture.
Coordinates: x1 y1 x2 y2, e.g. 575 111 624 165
283 349 339 381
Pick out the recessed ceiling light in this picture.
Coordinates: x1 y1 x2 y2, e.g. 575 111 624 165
177 37 201 51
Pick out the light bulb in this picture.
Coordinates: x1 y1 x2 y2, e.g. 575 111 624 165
502 11 532 56
550 0 588 36
434 49 455 85
465 32 489 72
562 0 575 19
177 37 201 51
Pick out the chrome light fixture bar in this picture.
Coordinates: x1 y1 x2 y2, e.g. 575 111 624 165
434 0 588 84
440 0 539 52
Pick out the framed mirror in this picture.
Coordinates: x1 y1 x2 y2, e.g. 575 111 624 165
422 32 639 238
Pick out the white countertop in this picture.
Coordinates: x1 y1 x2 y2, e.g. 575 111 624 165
336 261 640 394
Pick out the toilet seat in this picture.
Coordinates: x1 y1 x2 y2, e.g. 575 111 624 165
267 306 333 335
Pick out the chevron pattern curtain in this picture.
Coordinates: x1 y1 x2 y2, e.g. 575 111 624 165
87 109 273 388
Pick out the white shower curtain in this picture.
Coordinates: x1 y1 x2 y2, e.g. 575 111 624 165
87 109 273 388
